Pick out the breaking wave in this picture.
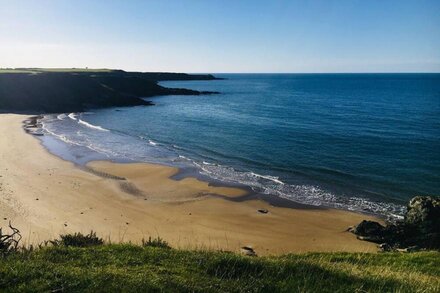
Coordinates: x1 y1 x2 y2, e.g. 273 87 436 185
57 114 67 120
192 160 405 219
68 113 77 120
39 113 406 220
78 119 109 132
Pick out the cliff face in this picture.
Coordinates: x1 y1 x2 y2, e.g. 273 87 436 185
0 70 219 113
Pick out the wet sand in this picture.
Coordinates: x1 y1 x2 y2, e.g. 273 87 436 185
0 114 380 255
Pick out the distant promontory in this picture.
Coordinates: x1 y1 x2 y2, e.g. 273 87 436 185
0 68 220 113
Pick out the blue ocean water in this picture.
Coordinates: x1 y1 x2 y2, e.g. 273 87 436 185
40 74 440 218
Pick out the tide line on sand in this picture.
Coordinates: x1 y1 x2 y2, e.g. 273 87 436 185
0 114 380 255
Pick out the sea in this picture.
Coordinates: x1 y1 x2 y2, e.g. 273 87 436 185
39 74 440 219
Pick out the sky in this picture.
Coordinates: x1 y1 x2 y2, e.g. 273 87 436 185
1 0 439 73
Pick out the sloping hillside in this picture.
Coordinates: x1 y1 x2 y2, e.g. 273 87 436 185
0 244 438 292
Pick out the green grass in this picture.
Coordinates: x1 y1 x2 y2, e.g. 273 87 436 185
142 236 171 249
0 68 113 74
29 68 113 73
0 69 39 74
0 245 438 292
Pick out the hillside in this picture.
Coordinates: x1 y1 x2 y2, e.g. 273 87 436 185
0 244 438 292
0 69 219 113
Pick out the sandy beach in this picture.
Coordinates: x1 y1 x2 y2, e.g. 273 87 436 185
0 114 380 255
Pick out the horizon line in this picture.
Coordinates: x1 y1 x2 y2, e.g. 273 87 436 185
1 67 440 75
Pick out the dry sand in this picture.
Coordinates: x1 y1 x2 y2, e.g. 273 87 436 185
0 114 380 255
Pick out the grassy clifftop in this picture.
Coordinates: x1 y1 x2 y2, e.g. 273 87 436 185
0 244 438 292
0 68 218 113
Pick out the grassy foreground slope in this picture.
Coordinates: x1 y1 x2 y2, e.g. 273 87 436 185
0 245 438 292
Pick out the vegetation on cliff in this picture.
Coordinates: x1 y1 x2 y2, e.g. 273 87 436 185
0 243 437 292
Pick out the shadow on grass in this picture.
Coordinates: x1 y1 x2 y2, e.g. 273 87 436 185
1 245 438 292
204 254 411 292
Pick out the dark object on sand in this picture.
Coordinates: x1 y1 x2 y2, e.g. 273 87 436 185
257 209 269 214
350 220 385 242
351 196 439 251
240 246 257 256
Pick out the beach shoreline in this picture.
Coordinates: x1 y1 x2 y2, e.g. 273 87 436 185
0 113 380 255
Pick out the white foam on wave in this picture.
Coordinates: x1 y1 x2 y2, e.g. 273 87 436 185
78 119 109 132
193 160 405 219
57 114 67 120
83 142 115 157
250 172 284 185
40 114 406 220
138 136 159 146
68 113 77 120
42 123 83 147
42 121 118 158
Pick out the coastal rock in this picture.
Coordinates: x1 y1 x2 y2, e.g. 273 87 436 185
378 243 392 251
257 209 269 214
353 220 385 238
404 196 440 249
395 246 420 253
405 196 440 230
352 196 440 251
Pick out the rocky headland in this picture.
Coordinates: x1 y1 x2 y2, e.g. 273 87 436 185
0 69 220 113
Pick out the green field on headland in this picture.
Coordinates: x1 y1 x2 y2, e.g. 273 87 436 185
0 244 438 292
0 68 114 74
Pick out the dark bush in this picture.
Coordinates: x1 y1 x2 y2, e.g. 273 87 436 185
52 231 103 247
142 237 171 249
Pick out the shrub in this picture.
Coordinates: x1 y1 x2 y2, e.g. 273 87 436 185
142 237 171 249
52 231 103 247
0 222 21 255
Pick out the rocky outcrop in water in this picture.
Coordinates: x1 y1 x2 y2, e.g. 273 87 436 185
350 196 440 251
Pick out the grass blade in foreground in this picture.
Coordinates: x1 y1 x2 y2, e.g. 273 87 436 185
0 245 438 292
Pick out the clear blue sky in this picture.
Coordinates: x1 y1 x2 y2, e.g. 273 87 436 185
1 0 439 72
